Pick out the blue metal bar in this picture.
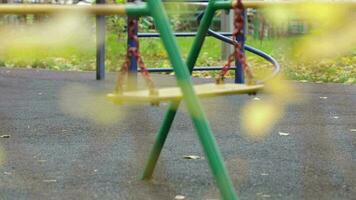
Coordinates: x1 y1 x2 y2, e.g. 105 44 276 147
143 66 235 72
144 42 281 83
138 32 232 38
234 10 246 83
127 0 138 90
95 0 106 80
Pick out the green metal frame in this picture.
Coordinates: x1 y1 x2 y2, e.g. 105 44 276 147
142 1 238 199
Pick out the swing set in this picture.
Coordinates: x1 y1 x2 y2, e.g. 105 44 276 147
108 0 266 104
107 1 268 199
105 2 279 198
2 0 354 199
106 2 270 199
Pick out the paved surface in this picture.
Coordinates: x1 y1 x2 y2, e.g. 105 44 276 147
0 68 355 200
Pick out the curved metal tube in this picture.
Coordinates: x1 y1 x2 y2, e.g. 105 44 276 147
197 11 280 83
207 29 281 83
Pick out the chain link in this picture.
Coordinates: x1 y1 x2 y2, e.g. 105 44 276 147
216 0 255 85
115 18 158 97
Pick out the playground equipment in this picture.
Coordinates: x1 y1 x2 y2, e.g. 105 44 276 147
0 1 275 200
108 0 274 104
1 1 355 200
107 1 266 200
129 1 281 84
96 0 106 80
133 13 281 84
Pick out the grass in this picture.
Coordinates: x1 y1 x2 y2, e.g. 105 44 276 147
0 31 355 84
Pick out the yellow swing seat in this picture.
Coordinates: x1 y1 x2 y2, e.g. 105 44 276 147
107 83 264 104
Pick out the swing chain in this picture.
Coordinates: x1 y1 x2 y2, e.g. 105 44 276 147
216 0 254 85
115 18 158 100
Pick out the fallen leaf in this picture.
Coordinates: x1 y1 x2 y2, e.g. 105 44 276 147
0 135 10 138
174 195 185 200
43 179 57 183
278 132 290 136
262 194 271 198
183 155 202 160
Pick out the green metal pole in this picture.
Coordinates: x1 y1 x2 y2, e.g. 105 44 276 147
125 3 150 16
144 0 238 199
141 102 179 179
142 0 222 179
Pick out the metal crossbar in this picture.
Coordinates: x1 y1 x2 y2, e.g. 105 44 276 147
0 0 355 15
0 4 149 15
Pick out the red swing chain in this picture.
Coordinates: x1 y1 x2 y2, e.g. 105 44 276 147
115 18 158 96
216 0 255 85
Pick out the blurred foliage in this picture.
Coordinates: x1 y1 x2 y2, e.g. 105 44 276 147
241 99 283 138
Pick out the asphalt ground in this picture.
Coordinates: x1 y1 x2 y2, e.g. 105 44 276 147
0 68 355 200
